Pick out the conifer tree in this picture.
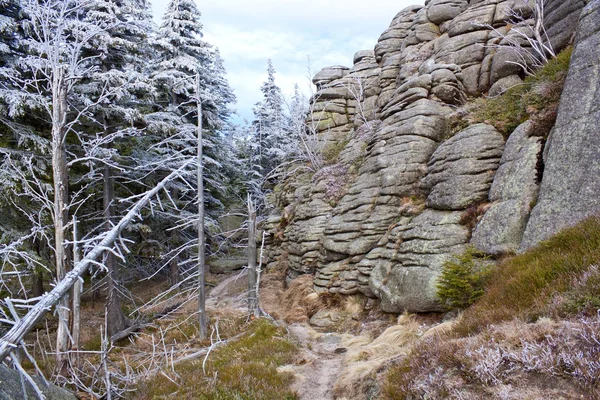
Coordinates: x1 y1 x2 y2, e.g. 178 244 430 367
147 0 235 283
251 60 290 186
77 0 157 338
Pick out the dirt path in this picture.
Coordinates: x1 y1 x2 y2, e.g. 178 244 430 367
287 324 347 400
207 271 349 399
206 270 248 311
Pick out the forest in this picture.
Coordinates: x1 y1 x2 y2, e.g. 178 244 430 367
2 0 600 399
0 0 313 397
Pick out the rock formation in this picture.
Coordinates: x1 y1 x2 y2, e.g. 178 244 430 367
266 0 595 313
520 0 600 249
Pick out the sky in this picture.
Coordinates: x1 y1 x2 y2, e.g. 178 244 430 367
150 0 424 123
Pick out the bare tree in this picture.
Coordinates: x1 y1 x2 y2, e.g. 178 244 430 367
247 195 259 317
480 0 556 76
0 163 192 363
4 0 121 370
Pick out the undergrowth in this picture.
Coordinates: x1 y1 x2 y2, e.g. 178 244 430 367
383 217 600 399
133 318 298 399
457 216 600 335
465 47 572 138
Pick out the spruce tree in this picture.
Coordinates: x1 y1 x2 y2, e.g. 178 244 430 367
79 0 157 337
251 59 290 184
147 0 235 283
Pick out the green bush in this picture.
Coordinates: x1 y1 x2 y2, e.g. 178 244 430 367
436 248 492 310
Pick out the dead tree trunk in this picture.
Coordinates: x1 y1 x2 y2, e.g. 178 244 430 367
104 162 129 338
168 189 180 286
196 77 207 340
71 216 81 364
0 164 190 363
247 195 259 317
51 66 71 371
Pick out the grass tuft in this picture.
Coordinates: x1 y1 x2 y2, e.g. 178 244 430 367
467 47 572 138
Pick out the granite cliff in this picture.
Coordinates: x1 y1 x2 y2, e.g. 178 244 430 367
264 0 598 313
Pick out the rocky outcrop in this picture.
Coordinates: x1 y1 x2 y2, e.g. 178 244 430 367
266 0 590 313
520 0 600 250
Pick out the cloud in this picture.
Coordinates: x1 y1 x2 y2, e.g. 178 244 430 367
151 0 424 121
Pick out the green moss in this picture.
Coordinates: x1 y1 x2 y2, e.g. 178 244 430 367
457 216 600 335
134 319 299 399
467 47 573 138
321 138 349 165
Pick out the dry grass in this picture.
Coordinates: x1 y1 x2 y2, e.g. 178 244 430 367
133 318 299 400
333 313 421 399
261 272 327 324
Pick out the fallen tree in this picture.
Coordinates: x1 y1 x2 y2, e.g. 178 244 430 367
0 163 191 363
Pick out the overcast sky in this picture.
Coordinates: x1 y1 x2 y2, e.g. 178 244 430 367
150 0 424 122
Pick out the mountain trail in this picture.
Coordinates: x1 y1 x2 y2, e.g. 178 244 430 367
287 324 347 400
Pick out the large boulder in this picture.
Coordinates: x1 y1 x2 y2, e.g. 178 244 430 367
427 0 469 25
521 1 600 250
421 124 505 210
0 365 77 400
368 210 470 312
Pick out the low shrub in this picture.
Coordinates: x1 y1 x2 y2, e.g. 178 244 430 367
457 216 600 335
436 248 493 310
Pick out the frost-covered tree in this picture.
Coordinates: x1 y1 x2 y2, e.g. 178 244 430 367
77 0 157 338
0 0 125 369
146 0 235 284
0 0 22 67
251 60 290 185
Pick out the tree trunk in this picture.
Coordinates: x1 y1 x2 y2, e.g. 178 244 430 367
32 271 44 298
247 196 259 317
196 78 207 340
71 216 81 364
168 189 180 286
51 67 70 372
104 162 129 338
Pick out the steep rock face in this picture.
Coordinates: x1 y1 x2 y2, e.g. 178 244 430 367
266 0 589 313
471 121 542 255
520 0 600 250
